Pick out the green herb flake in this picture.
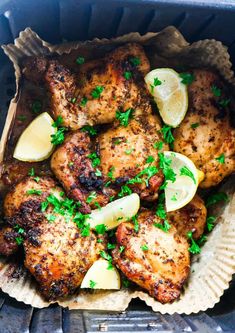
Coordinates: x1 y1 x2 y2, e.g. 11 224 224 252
153 141 163 150
191 123 199 129
160 125 175 148
86 191 97 204
198 234 207 246
27 189 42 196
116 108 134 127
180 166 196 184
215 153 225 164
146 155 154 164
91 86 104 99
97 238 103 243
95 169 102 177
89 280 96 289
219 98 230 108
80 96 88 107
132 215 139 232
100 250 113 270
88 152 100 167
51 127 66 145
46 214 56 223
32 100 42 114
107 166 115 180
34 176 40 183
154 77 162 86
206 216 216 232
206 192 229 207
119 245 125 253
95 224 107 235
154 220 171 233
123 71 132 80
122 278 130 288
81 125 97 136
76 56 85 65
179 72 195 85
52 116 64 128
125 148 134 155
118 185 133 198
158 152 176 183
17 115 27 122
107 243 116 250
15 236 24 245
28 167 35 177
187 231 201 254
81 223 90 237
130 57 141 66
141 244 149 251
211 85 221 97
171 194 177 201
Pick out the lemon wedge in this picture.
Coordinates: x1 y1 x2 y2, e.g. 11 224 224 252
89 193 140 230
13 112 56 162
163 151 204 212
81 259 121 289
144 68 188 127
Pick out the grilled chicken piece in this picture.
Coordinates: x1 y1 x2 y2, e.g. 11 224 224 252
23 43 151 130
3 176 106 300
112 209 190 303
0 225 19 256
168 194 207 240
174 69 235 188
51 114 167 209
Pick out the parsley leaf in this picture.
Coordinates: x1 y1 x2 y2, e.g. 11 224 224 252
123 71 132 80
211 85 221 97
118 185 133 198
154 220 171 233
80 96 88 107
207 216 216 232
32 100 42 114
95 224 107 235
206 192 229 207
122 278 130 288
86 191 97 204
146 156 154 164
158 152 176 183
27 189 42 195
95 169 102 177
46 214 56 223
160 125 175 148
132 215 139 232
187 231 201 254
215 153 225 164
107 166 115 180
28 167 35 176
156 202 167 219
153 141 163 150
51 127 66 145
81 125 97 136
116 108 134 127
100 250 113 270
150 77 162 93
107 243 116 250
125 148 134 155
52 115 63 128
119 245 125 253
141 244 149 251
219 98 230 108
91 86 104 99
191 123 199 129
130 57 141 66
179 72 195 85
15 236 24 245
180 166 196 184
88 152 100 167
17 115 27 121
89 280 96 288
76 56 85 65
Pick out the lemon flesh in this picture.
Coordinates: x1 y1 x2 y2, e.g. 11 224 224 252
89 193 140 230
163 151 203 212
144 68 188 128
80 259 121 289
13 112 56 162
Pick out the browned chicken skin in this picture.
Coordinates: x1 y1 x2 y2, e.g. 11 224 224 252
23 43 151 130
0 225 19 256
3 177 106 300
112 209 190 303
51 114 167 210
174 69 235 188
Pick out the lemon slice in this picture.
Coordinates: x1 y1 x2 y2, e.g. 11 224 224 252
163 151 204 212
89 193 140 230
144 68 188 127
13 112 56 162
81 259 121 289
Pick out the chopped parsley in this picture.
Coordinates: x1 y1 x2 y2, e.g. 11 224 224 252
116 108 134 127
154 220 171 233
28 167 35 176
206 216 216 232
70 97 77 104
130 57 141 66
118 185 133 198
107 243 116 250
125 148 134 155
95 224 107 235
46 214 56 223
107 166 115 180
34 176 40 183
179 72 195 85
132 215 139 232
88 152 100 167
141 244 149 251
191 123 199 129
160 125 175 148
86 191 97 204
80 96 88 107
206 192 229 207
153 141 163 150
219 98 230 108
52 115 63 128
156 194 167 219
150 77 162 94
51 127 66 145
76 56 85 65
198 235 207 246
100 251 113 270
15 236 24 245
211 85 221 97
122 278 130 288
81 125 97 136
17 115 27 121
146 155 154 164
119 245 125 253
135 165 158 186
27 189 42 195
114 138 122 145
123 71 132 80
95 169 102 177
187 231 201 254
171 194 177 201
180 166 196 184
32 100 42 114
215 153 225 164
158 152 176 184
91 86 104 99
89 280 96 289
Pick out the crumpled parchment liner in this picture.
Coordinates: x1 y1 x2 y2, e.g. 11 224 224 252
0 27 235 314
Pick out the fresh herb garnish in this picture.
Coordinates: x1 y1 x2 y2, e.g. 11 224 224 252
153 141 163 150
198 235 207 246
160 125 175 148
86 191 97 204
91 86 104 99
206 192 229 207
95 169 102 177
81 125 97 136
206 216 216 232
27 189 42 195
52 115 63 128
191 123 199 129
122 278 130 288
15 236 24 245
146 156 154 164
17 115 27 121
187 231 201 254
179 72 195 85
80 96 88 107
32 100 42 114
51 127 66 145
70 97 77 104
118 185 133 198
215 153 225 164
141 244 149 251
171 194 177 201
154 220 171 233
219 98 230 108
125 148 134 155
89 280 96 289
14 224 25 245
28 167 35 176
123 71 132 80
130 57 141 66
46 214 56 223
107 243 116 250
156 194 167 219
95 224 107 235
76 56 85 65
116 108 134 127
158 152 176 183
211 85 221 97
88 152 100 167
180 166 196 184
150 77 162 94
107 166 115 180
34 176 40 183
100 250 113 270
132 215 139 232
119 245 125 253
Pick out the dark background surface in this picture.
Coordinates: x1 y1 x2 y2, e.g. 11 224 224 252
0 1 235 332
